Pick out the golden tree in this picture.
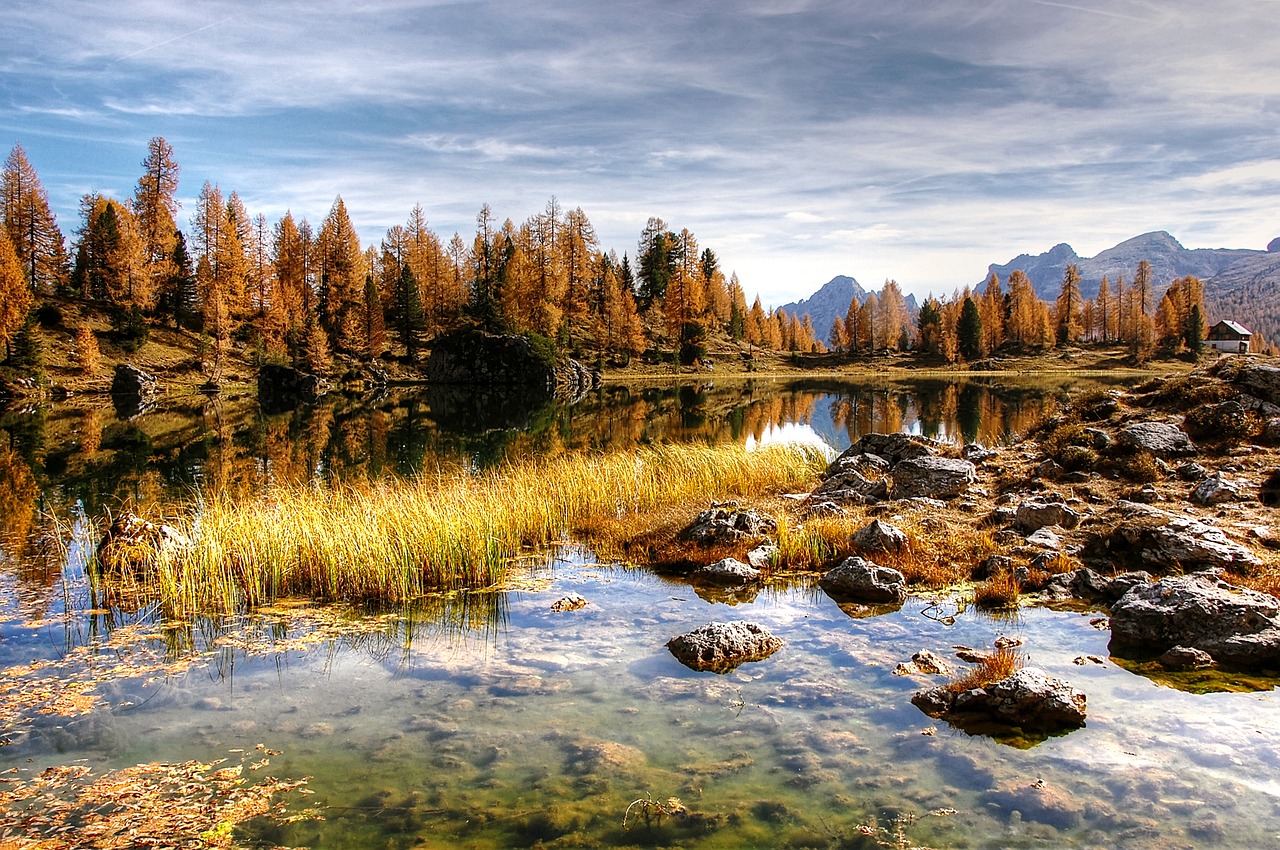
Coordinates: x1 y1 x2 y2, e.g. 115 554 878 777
317 196 366 352
1 144 68 294
132 136 180 298
73 325 100 374
1055 263 1084 345
979 273 1004 355
0 232 31 358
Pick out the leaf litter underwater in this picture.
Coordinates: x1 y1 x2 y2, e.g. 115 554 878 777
2 547 1279 849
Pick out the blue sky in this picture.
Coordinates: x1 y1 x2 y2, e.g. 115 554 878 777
4 0 1278 306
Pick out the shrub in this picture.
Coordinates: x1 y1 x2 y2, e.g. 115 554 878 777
1114 450 1160 483
110 305 150 353
34 303 63 328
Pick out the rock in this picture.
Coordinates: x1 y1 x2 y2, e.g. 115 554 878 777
257 363 328 411
96 511 189 573
666 622 783 673
1184 400 1256 442
1116 422 1197 457
891 457 977 500
840 433 941 466
961 443 998 462
745 544 778 569
912 667 1087 732
810 467 889 503
975 554 1013 579
893 650 950 677
805 500 847 517
984 780 1086 829
1042 568 1112 601
1106 571 1152 602
1260 470 1280 507
982 505 1017 528
1110 572 1280 666
1103 502 1262 572
1176 462 1208 481
1157 645 1215 670
818 556 907 604
1024 527 1062 550
550 594 588 612
1083 427 1113 451
682 506 777 545
692 557 761 586
1014 500 1083 532
822 451 891 479
1232 363 1280 408
110 363 161 417
850 519 909 554
1189 473 1251 506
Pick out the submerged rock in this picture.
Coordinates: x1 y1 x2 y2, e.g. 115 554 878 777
666 622 783 673
818 556 907 604
1109 572 1280 667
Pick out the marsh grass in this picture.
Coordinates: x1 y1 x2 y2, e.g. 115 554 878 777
132 443 825 616
973 571 1021 609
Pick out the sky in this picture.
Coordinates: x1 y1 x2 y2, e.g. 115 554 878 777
3 0 1279 307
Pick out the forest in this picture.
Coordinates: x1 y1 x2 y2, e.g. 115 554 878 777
0 137 1248 384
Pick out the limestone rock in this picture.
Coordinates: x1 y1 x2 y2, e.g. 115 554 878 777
912 667 1087 732
850 519 909 555
891 456 977 500
1014 500 1083 532
550 594 588 612
819 556 907 604
1116 422 1197 457
692 557 761 586
682 505 776 545
1103 501 1262 571
840 433 941 466
1157 645 1215 670
1190 473 1251 506
666 622 783 673
1110 572 1280 666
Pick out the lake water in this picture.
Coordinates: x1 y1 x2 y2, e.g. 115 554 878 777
3 375 1277 848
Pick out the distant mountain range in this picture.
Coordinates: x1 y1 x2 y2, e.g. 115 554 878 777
982 230 1279 303
786 230 1280 347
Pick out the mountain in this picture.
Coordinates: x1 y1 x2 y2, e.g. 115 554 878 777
777 275 868 343
983 230 1280 346
984 231 1261 302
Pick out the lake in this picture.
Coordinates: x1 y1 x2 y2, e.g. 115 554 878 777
3 375 1277 848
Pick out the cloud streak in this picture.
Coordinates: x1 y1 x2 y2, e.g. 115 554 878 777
2 0 1278 306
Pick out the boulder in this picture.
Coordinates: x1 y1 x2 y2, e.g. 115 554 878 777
1102 501 1262 572
891 457 977 500
912 667 1087 732
1190 473 1251 506
1232 363 1280 408
810 467 889 503
819 556 907 604
110 364 161 417
1014 501 1083 532
1024 527 1062 550
961 443 998 463
850 519 909 555
1041 568 1113 602
692 557 761 586
258 363 328 411
1116 422 1197 457
96 511 189 573
1110 572 1280 666
841 433 941 466
666 622 783 673
682 505 777 545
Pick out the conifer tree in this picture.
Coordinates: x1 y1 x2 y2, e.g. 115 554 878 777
1055 263 1084 345
727 273 747 341
979 273 1004 355
1 144 68 294
133 137 180 298
317 196 366 350
958 296 982 360
0 232 31 359
73 325 100 374
1095 275 1113 342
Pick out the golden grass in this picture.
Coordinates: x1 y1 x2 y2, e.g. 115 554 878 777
947 644 1024 693
133 443 826 616
973 571 1021 609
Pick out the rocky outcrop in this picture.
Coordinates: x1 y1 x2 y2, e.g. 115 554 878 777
891 456 977 500
1109 572 1280 667
913 667 1087 732
851 519 909 554
1099 501 1262 572
666 622 783 673
1189 473 1251 506
681 504 776 545
257 363 328 411
841 433 941 466
818 556 907 604
1014 501 1083 532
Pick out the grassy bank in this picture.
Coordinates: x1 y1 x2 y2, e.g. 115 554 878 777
115 443 825 617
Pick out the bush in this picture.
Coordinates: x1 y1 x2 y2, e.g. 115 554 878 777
1114 450 1160 484
34 303 63 328
110 305 150 353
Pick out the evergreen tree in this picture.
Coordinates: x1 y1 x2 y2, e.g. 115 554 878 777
957 296 983 360
1055 263 1084 345
394 262 425 359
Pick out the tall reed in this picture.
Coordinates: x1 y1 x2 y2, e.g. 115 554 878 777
145 443 825 616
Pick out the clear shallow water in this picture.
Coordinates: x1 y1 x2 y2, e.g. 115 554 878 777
5 547 1278 849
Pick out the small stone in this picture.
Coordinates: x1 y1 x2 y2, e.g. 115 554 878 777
819 556 907 604
1157 645 1215 670
551 594 588 612
667 622 783 674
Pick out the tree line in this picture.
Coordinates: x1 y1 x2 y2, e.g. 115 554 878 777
0 137 1256 379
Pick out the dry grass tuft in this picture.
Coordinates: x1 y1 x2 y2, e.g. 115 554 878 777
947 644 1024 693
973 571 1021 609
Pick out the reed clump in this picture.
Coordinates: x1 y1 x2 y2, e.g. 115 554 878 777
140 443 826 616
947 644 1024 693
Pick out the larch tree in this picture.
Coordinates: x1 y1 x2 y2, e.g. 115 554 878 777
132 137 180 300
1 144 68 294
0 232 31 359
271 212 310 352
878 280 908 350
1132 260 1154 319
1005 270 1038 347
316 196 366 352
1055 263 1084 345
979 273 1004 355
72 324 100 374
856 292 878 352
1095 275 1113 342
562 206 600 344
727 273 747 341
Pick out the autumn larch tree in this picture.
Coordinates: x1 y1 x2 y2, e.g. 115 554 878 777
0 232 32 360
316 196 367 351
133 137 180 301
1 144 68 295
1055 263 1084 345
979 273 1004 355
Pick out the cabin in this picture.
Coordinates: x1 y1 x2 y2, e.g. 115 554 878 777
1206 320 1252 354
